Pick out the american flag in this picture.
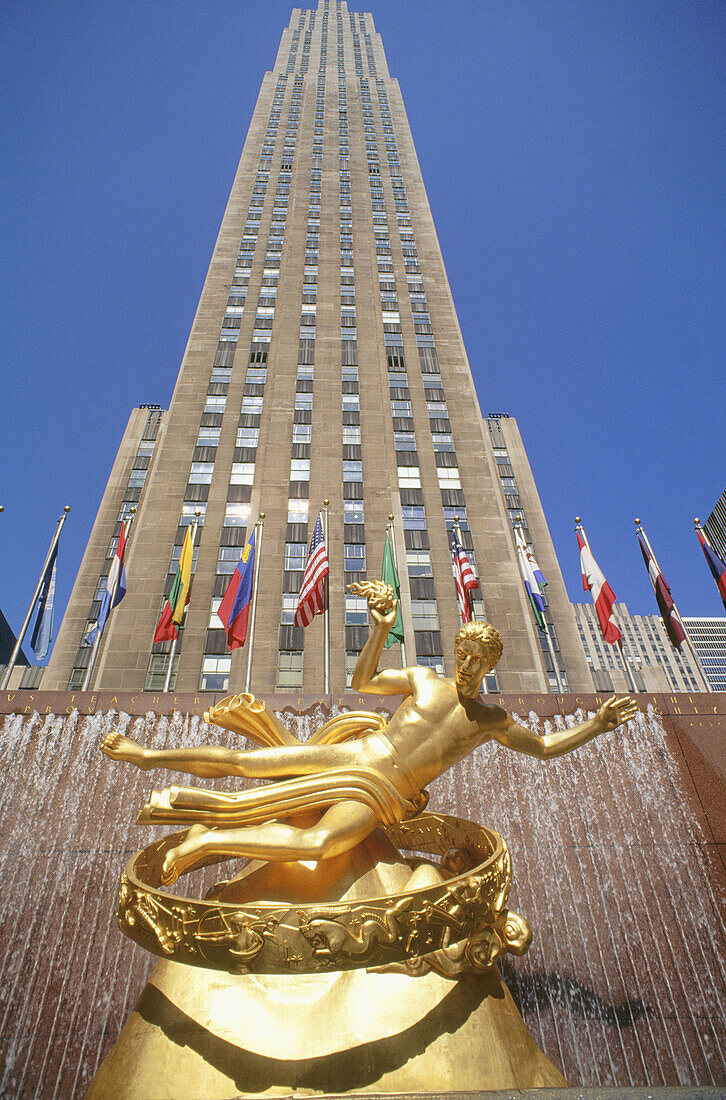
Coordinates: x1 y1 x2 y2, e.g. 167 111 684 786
451 530 479 623
294 513 330 627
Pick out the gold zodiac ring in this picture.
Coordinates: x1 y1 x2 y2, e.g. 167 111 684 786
117 812 532 976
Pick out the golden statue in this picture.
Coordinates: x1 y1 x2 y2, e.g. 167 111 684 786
102 581 635 886
92 581 638 1095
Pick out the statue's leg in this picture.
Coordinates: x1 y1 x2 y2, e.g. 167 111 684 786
102 731 360 781
161 801 379 883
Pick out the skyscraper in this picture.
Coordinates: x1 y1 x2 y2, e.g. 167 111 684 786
45 1 592 697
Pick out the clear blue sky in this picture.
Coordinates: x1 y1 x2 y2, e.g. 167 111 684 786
2 0 725 659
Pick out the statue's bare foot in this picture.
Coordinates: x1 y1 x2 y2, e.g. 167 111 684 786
101 730 149 769
161 824 211 885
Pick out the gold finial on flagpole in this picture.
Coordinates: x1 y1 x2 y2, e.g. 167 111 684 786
634 517 641 527
575 516 581 525
694 517 700 527
64 505 71 514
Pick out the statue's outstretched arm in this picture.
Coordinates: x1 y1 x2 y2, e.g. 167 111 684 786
492 696 638 760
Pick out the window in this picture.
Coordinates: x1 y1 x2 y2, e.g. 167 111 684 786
342 426 361 445
388 372 408 386
344 544 366 572
343 460 363 482
342 366 359 383
345 595 368 625
277 651 303 688
181 503 206 525
398 467 421 489
391 400 412 417
417 654 445 676
437 468 461 489
217 546 241 574
201 656 231 692
280 594 298 625
295 393 313 411
402 506 426 530
293 424 312 444
230 462 255 485
427 401 448 416
241 396 263 414
412 600 440 630
224 502 251 526
344 500 364 524
128 470 147 487
443 507 468 530
406 549 432 576
394 431 416 450
189 462 214 484
432 432 455 452
211 367 232 385
246 368 267 385
236 428 259 448
297 364 314 380
290 458 310 481
285 542 307 571
287 498 309 523
342 394 360 412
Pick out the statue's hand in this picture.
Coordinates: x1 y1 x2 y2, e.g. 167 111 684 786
595 695 638 733
347 581 398 627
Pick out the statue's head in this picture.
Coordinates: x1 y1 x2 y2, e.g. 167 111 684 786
453 621 503 695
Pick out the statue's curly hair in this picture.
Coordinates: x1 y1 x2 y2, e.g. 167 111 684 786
454 621 503 669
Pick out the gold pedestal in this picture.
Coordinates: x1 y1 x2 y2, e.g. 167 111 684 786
87 832 565 1097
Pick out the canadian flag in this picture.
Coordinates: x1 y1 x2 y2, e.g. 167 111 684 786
577 529 621 645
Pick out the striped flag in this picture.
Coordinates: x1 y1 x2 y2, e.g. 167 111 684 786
451 530 478 623
84 522 128 647
638 532 686 649
696 528 726 612
294 513 329 627
515 527 546 631
218 530 256 649
577 528 621 645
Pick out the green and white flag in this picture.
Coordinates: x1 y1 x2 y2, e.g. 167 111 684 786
381 530 404 649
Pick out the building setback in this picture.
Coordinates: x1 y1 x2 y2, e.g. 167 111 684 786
573 600 707 694
682 618 726 692
46 1 592 696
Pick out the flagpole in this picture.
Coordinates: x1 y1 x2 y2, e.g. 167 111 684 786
163 511 200 694
387 515 406 667
635 518 712 693
244 512 264 693
322 499 330 696
575 516 638 693
1 506 70 690
82 508 136 692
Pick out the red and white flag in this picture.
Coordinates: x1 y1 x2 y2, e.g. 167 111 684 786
576 529 621 645
637 532 686 650
294 513 329 627
451 530 479 623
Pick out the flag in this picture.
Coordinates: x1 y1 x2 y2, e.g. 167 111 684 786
637 533 686 649
30 545 58 660
451 530 478 623
381 530 404 648
697 529 726 612
294 514 329 627
84 523 128 647
515 527 546 631
577 529 621 645
154 525 194 644
218 530 256 649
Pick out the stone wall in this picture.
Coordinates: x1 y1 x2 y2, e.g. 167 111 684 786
0 690 724 1095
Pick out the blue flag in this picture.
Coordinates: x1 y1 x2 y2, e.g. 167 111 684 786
30 545 58 660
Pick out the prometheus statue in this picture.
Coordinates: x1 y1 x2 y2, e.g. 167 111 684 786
102 581 637 886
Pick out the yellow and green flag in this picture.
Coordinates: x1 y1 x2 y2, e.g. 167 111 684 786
381 531 404 649
154 526 194 643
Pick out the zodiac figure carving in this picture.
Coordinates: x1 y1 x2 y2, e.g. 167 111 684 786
299 896 413 960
